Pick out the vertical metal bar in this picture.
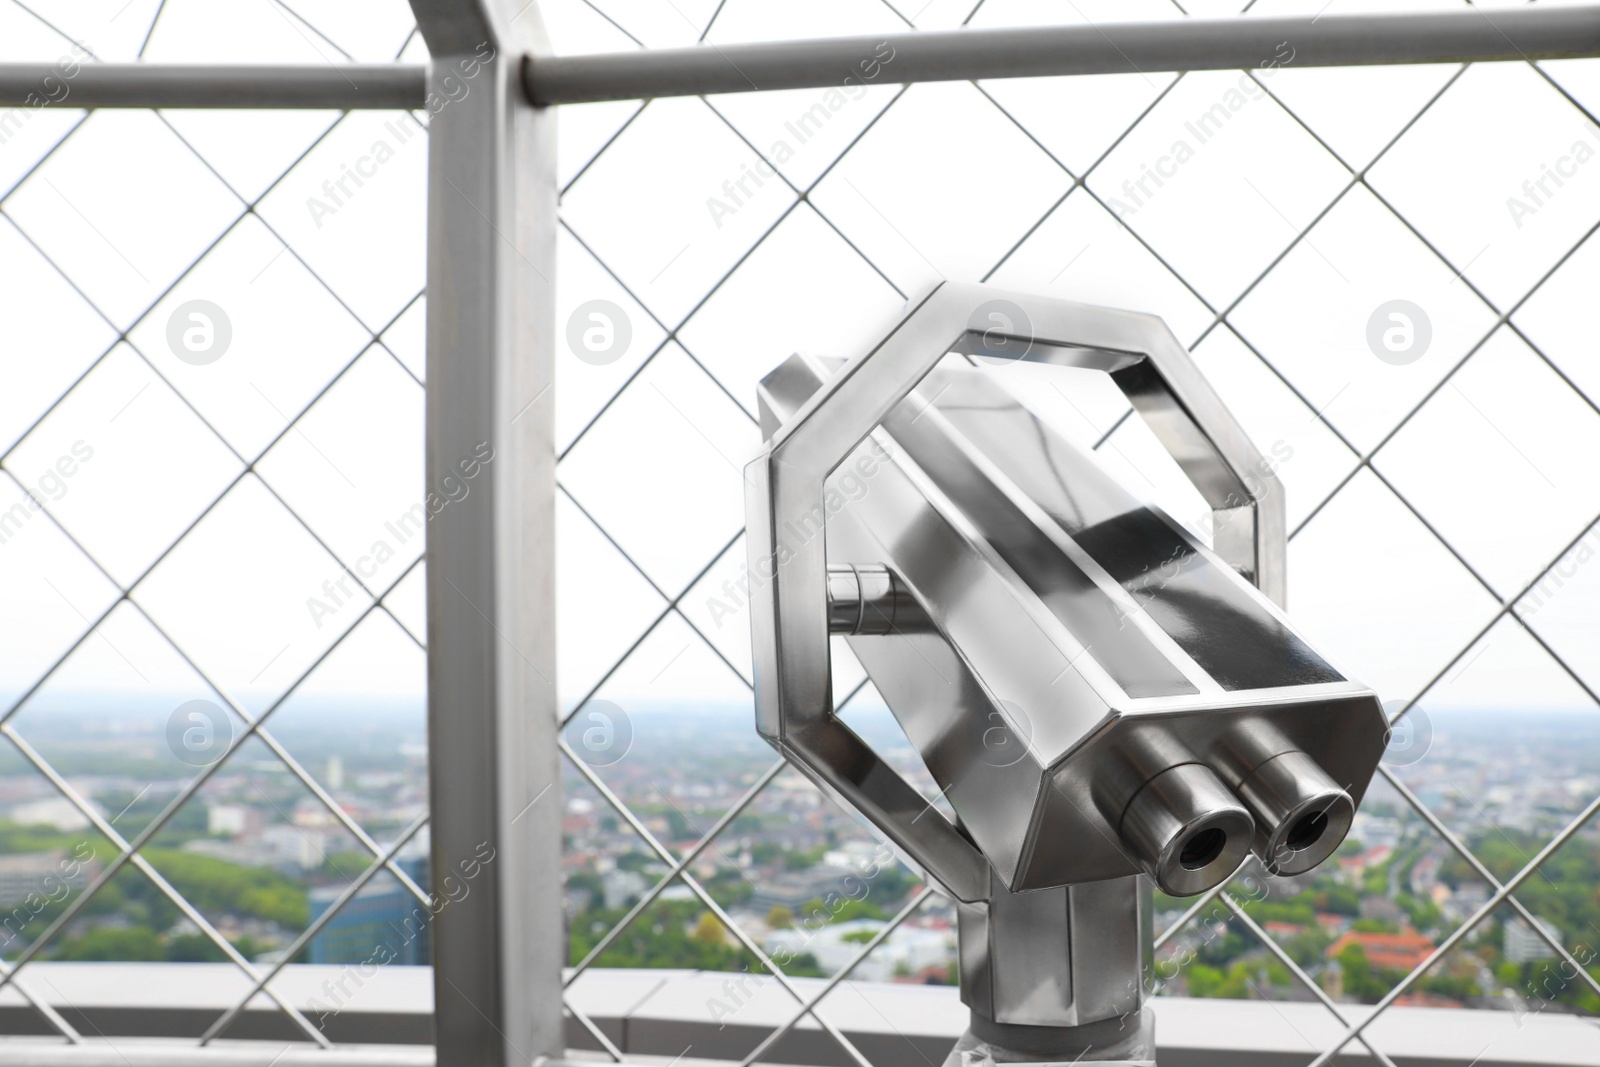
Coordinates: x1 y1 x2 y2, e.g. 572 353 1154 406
410 2 563 1064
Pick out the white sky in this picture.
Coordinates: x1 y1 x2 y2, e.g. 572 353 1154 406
1 0 1599 743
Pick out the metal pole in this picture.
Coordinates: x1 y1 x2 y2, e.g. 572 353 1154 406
525 4 1600 105
5 6 1597 110
0 64 424 108
410 1 564 1065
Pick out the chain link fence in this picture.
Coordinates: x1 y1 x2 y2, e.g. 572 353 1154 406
1 0 1598 1063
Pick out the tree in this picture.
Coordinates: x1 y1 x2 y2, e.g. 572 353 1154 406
1187 964 1225 997
692 912 727 945
796 896 885 927
1336 943 1394 1001
165 934 227 962
138 850 307 929
1315 883 1361 917
1282 928 1332 969
57 927 162 961
766 905 794 929
784 845 829 871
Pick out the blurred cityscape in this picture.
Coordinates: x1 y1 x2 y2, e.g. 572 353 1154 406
1 700 1597 1017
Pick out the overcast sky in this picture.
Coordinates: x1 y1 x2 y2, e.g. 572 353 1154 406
1 0 1598 748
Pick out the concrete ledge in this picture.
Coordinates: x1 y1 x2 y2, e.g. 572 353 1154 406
567 969 1600 1067
566 970 961 1066
0 963 432 1046
0 964 1595 1066
0 1038 434 1067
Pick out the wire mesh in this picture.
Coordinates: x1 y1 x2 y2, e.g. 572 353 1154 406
0 0 429 1047
0 0 1596 1063
551 1 1600 1064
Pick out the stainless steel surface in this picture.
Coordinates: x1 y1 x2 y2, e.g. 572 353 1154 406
1116 764 1252 897
1234 750 1353 877
826 564 926 635
942 1012 1156 1067
414 2 565 1064
0 63 425 108
523 5 1600 105
745 288 991 906
4 5 1592 111
957 871 1148 1031
745 283 1389 1060
746 283 1382 898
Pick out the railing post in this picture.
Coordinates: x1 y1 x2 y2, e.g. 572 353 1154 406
410 2 563 1064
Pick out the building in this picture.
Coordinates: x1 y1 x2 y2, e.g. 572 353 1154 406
1326 929 1435 972
1351 814 1402 850
7 798 89 832
1360 896 1404 925
308 857 430 967
0 851 94 907
1504 917 1563 965
1321 959 1343 1000
765 919 955 983
1336 845 1392 881
206 804 255 837
748 866 859 912
601 868 649 910
1315 913 1350 937
1408 854 1440 895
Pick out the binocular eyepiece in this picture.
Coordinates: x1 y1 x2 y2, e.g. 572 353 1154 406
1119 762 1254 897
1111 731 1355 897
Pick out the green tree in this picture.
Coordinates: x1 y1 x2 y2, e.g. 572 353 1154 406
1187 964 1225 997
1315 884 1361 917
784 845 829 871
58 927 162 961
138 850 307 929
165 934 227 962
797 896 884 927
1335 943 1399 1001
567 900 772 972
692 912 726 945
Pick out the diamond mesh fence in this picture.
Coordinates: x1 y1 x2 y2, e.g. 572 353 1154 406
0 0 430 1048
0 0 1598 1063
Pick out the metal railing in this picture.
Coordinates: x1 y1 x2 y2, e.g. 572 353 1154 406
0 1 1597 1066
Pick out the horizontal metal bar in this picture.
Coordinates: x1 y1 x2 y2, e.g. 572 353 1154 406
0 63 425 108
525 5 1600 105
4 5 1594 111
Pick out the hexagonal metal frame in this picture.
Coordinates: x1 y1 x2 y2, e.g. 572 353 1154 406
744 282 1286 903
